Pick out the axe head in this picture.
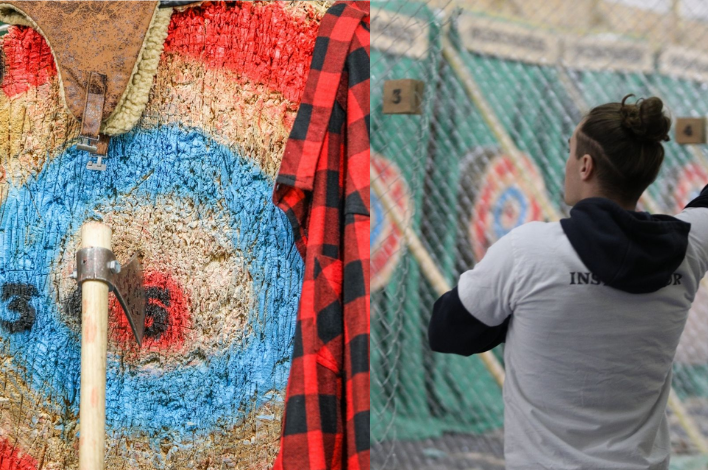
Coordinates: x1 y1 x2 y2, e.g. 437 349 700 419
111 253 145 346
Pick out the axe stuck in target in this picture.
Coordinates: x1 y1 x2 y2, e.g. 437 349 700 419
71 221 145 470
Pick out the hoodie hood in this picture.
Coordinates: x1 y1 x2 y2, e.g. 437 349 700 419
560 198 691 294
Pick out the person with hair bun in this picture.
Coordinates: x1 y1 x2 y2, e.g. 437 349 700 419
566 94 671 210
429 95 708 469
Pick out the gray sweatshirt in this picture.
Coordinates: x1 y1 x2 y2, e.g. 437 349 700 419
429 196 708 469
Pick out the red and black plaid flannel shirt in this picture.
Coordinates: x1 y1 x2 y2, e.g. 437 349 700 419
272 2 370 469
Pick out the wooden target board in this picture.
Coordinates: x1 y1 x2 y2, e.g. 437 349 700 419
0 2 331 468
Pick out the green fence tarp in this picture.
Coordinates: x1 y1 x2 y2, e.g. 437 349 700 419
371 0 443 442
372 4 708 444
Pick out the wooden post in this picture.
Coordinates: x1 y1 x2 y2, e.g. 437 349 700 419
672 0 682 46
79 222 111 470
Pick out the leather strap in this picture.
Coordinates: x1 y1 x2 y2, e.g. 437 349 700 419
81 72 107 141
0 1 162 156
0 1 159 122
94 134 110 156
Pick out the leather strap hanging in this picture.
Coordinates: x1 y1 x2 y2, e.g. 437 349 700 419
0 1 160 157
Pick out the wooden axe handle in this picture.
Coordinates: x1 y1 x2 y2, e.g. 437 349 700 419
79 222 111 470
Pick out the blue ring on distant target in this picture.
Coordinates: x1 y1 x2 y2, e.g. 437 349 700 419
371 191 384 247
493 186 528 238
0 125 304 436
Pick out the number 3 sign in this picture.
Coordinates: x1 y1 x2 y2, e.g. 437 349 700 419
382 79 424 114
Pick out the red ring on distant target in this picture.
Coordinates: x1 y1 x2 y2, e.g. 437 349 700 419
371 154 412 292
109 271 190 352
674 162 708 212
470 154 544 260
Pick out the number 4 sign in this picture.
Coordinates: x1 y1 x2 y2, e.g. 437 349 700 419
675 117 706 144
382 79 425 114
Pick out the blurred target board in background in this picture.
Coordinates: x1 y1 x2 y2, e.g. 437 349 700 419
462 150 545 261
372 1 708 469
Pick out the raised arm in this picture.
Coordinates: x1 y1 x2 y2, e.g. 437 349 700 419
428 232 517 356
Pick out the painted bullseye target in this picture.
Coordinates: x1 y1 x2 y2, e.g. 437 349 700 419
0 126 303 436
55 191 254 366
673 162 708 212
0 1 327 465
469 153 545 260
371 153 412 292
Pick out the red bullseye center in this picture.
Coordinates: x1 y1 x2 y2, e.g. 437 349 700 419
109 271 190 351
502 199 519 226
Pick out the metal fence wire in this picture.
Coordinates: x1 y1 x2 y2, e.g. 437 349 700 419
371 1 708 469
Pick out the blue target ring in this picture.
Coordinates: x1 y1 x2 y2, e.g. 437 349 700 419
0 126 303 435
492 186 528 238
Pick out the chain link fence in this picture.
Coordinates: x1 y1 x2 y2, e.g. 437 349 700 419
371 1 708 469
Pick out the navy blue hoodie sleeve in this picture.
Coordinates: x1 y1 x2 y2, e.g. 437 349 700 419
428 286 510 356
429 231 517 356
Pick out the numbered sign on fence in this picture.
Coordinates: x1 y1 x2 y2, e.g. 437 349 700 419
675 117 706 144
383 79 424 115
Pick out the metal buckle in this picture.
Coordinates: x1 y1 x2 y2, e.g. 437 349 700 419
72 247 145 345
77 136 99 153
77 137 107 171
